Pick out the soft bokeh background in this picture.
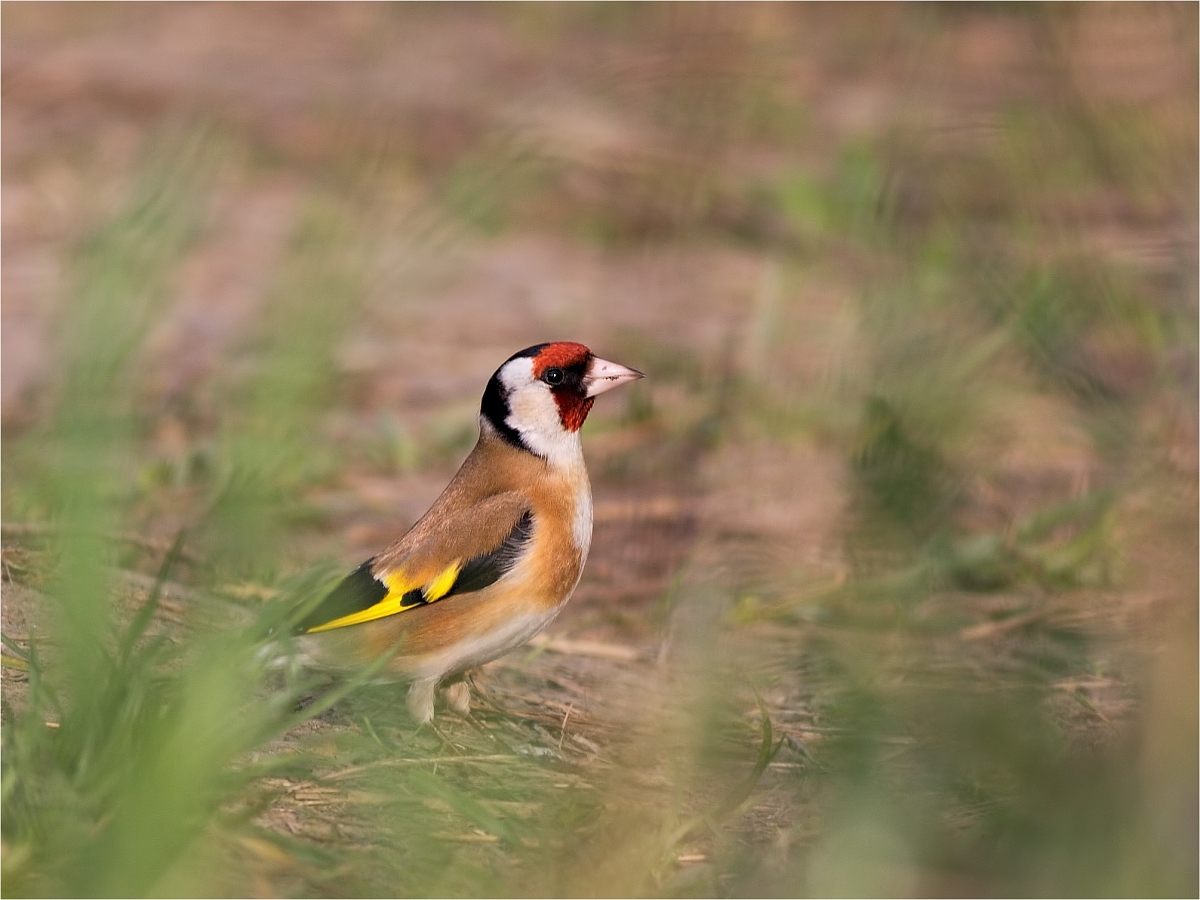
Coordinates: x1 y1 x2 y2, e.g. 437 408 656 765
2 4 1196 896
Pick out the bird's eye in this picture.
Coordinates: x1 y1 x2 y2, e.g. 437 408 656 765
543 367 564 385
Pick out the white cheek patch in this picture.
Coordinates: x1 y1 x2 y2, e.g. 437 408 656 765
498 357 536 392
498 358 585 470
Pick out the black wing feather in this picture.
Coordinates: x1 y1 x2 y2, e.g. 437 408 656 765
296 562 415 634
443 510 534 598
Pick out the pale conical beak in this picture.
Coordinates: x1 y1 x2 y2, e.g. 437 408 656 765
585 356 645 397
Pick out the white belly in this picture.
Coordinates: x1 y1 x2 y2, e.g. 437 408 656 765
413 605 563 682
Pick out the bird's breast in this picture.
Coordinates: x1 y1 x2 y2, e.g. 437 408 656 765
518 464 592 607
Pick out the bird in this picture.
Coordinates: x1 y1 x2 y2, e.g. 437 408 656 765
293 341 643 723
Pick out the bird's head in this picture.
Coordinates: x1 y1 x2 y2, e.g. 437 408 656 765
481 342 643 465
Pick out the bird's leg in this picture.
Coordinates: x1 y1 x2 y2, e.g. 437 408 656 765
436 672 511 748
442 680 471 717
406 677 437 725
408 677 466 754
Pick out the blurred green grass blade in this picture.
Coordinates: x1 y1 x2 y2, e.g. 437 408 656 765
117 530 188 665
203 197 372 575
1 633 30 662
268 640 406 739
661 689 782 859
407 767 519 846
1015 490 1115 544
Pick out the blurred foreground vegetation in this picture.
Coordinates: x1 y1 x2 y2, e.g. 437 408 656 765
2 5 1196 896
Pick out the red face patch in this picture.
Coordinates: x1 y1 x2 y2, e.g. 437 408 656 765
533 342 594 432
554 393 594 432
531 342 591 379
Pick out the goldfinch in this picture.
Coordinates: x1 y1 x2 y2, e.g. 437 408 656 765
295 342 643 723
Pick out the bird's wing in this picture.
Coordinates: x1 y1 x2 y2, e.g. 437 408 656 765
296 492 534 634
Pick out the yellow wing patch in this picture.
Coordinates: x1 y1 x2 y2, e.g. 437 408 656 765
422 561 462 602
382 570 419 598
304 561 462 634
